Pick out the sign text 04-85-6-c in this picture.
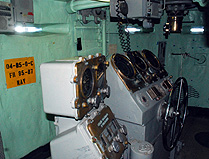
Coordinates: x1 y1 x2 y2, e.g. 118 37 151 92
4 57 36 89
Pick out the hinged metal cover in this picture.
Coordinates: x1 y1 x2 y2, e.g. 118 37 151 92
0 1 15 32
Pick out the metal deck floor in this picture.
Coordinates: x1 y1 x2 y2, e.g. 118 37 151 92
21 108 209 159
176 115 209 159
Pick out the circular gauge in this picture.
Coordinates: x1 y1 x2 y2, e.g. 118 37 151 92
135 56 147 71
142 50 160 69
112 54 135 79
127 51 147 71
81 68 94 98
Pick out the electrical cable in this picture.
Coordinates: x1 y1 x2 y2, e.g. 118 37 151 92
116 0 131 53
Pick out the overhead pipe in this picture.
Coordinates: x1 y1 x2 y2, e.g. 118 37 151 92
66 0 109 14
42 24 69 34
102 20 106 55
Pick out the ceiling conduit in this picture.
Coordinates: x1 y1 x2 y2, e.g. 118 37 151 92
66 0 110 14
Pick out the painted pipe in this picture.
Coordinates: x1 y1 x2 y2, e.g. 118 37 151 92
42 24 69 34
102 20 106 55
66 0 109 14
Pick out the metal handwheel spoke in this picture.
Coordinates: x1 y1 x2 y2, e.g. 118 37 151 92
167 119 174 135
164 118 173 136
176 79 183 111
162 77 188 151
170 116 177 144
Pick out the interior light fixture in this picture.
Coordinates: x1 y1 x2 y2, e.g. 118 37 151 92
190 26 204 33
15 26 42 33
125 26 142 34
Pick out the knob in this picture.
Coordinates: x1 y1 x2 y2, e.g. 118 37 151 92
87 95 101 108
92 136 97 143
82 102 88 108
96 53 102 57
101 86 110 98
92 65 98 70
169 75 173 79
88 55 94 59
79 57 85 62
73 76 78 83
104 61 109 67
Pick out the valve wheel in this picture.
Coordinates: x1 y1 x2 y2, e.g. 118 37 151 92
162 77 188 151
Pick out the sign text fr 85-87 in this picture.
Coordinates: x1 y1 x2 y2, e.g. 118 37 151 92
4 57 36 89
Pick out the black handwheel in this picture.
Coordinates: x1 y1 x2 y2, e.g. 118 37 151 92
162 77 188 151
